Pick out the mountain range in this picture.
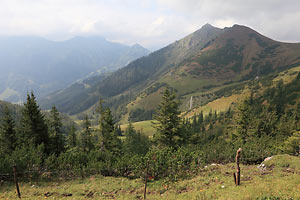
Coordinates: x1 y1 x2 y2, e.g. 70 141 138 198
39 24 300 122
0 36 150 103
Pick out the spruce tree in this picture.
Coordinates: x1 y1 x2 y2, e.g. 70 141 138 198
66 124 77 149
20 92 49 152
115 125 122 136
236 99 251 143
97 100 121 155
124 123 150 155
81 115 93 152
49 106 64 154
192 114 197 130
153 87 184 148
0 106 17 153
198 111 204 125
294 102 300 131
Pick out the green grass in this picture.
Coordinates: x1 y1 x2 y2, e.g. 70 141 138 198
2 154 300 199
120 120 156 137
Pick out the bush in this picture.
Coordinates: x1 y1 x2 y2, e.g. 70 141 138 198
0 144 44 175
145 146 204 181
282 131 300 155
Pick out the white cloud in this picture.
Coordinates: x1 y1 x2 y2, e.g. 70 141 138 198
156 0 300 42
0 0 299 50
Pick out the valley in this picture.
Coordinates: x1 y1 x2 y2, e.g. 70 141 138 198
39 24 300 125
0 36 149 103
1 21 300 200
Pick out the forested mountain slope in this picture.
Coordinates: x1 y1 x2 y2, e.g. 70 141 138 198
40 24 300 122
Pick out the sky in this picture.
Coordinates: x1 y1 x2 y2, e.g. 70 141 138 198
1 0 300 50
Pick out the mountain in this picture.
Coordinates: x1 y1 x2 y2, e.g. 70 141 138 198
39 24 300 121
0 36 150 103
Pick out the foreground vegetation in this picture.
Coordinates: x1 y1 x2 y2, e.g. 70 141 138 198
1 154 300 199
2 70 300 199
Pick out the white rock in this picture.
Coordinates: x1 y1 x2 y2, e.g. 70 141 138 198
264 157 273 162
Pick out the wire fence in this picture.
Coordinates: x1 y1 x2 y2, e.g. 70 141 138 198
0 164 152 199
0 169 102 182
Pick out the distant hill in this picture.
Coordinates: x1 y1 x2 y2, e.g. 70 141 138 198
0 36 150 103
40 24 300 121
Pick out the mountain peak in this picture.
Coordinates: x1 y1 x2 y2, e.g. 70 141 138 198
130 43 150 54
131 43 144 49
201 23 214 29
196 23 222 34
175 23 222 49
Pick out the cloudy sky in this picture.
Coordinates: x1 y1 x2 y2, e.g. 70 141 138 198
1 0 300 50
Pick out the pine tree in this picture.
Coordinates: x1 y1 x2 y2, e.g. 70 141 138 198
124 123 150 155
66 124 77 149
20 92 49 152
153 87 184 148
226 107 232 118
81 115 93 152
214 110 217 121
236 99 252 144
294 102 300 131
49 106 64 154
198 111 204 125
115 125 122 136
97 100 121 154
192 114 197 130
0 106 17 153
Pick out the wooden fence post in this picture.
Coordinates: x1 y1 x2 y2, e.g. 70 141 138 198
144 160 150 200
233 148 242 186
13 166 21 198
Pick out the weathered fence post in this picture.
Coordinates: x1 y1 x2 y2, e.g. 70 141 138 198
233 148 242 186
13 166 21 198
144 160 150 200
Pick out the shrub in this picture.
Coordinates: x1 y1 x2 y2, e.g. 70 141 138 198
282 131 300 156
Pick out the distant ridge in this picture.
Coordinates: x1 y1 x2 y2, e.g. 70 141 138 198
0 36 150 103
40 24 300 121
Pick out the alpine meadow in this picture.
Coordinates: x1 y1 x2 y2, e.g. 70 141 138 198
1 1 300 199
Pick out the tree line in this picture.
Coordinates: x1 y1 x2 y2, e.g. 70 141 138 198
1 75 300 180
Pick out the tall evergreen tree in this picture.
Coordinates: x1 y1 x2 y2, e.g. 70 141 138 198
236 99 252 144
294 102 300 131
198 111 204 125
20 92 49 152
66 124 77 149
124 123 150 155
115 125 122 136
49 106 64 154
97 100 121 155
0 106 17 153
81 115 93 152
153 87 184 148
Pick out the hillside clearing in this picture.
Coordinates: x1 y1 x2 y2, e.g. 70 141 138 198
120 120 156 137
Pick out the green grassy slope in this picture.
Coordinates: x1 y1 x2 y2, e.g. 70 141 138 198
120 25 300 123
39 24 223 116
1 154 299 199
40 24 300 125
118 64 300 136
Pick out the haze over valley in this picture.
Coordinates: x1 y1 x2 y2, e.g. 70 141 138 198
1 1 300 199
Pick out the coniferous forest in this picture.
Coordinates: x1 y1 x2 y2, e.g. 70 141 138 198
1 75 300 183
1 6 300 197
